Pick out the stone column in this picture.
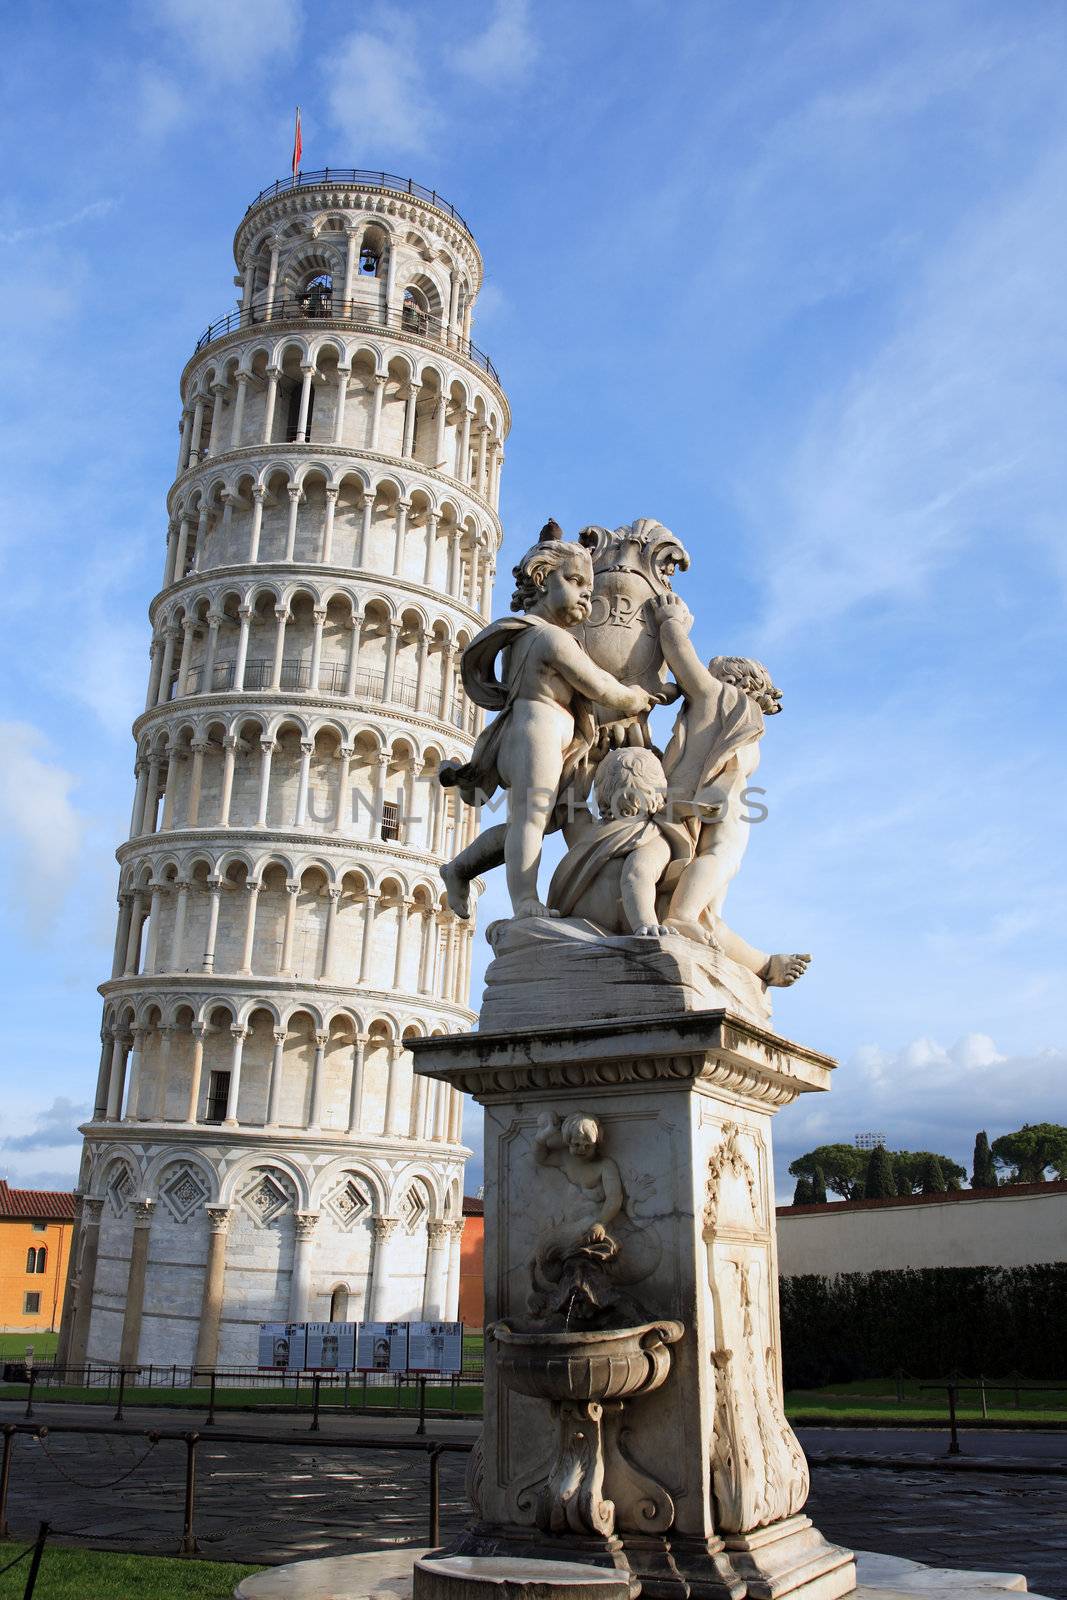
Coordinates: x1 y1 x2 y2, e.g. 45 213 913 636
345 612 363 696
129 762 150 837
308 1029 329 1129
284 484 302 561
270 606 289 690
186 1022 208 1123
234 605 253 686
383 1040 404 1135
229 371 249 449
392 896 412 990
288 1212 320 1321
382 621 400 702
309 605 327 691
332 371 350 446
321 485 338 562
280 881 300 973
422 1220 450 1318
186 740 208 827
239 880 260 974
145 638 164 709
201 876 223 972
67 1198 104 1371
358 891 379 982
105 1031 129 1121
368 374 386 450
154 1025 174 1119
92 1034 112 1119
457 409 472 484
368 1216 398 1319
248 487 266 561
261 366 280 442
255 738 275 826
206 382 226 455
143 883 164 973
295 364 314 443
320 888 342 980
357 494 374 566
417 909 435 995
266 1027 287 1126
294 738 314 826
194 1206 232 1370
392 498 411 576
118 1200 155 1368
402 384 421 457
202 609 222 691
444 1218 464 1319
187 397 205 466
333 744 353 832
223 1025 248 1124
347 1034 367 1132
422 510 439 587
123 1027 147 1120
218 735 238 825
414 631 430 710
343 227 360 304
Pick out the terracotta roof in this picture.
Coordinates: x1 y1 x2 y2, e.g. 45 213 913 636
462 1195 484 1216
0 1180 77 1222
777 1177 1067 1218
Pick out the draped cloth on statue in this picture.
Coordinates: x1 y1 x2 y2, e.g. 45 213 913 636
440 615 598 813
662 673 765 821
548 814 692 920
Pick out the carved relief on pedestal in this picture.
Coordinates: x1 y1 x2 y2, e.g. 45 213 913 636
703 1122 808 1534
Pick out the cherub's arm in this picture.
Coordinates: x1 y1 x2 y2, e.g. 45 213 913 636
533 1110 564 1167
598 1159 625 1226
547 631 656 716
651 595 716 704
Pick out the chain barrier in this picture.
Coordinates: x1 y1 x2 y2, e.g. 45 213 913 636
0 1538 35 1576
34 1432 159 1490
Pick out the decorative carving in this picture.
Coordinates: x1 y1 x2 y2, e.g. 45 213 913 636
372 1215 399 1243
704 1122 759 1235
158 1164 210 1224
237 1170 294 1228
294 1211 320 1242
400 1185 429 1234
323 1177 372 1231
104 1163 134 1218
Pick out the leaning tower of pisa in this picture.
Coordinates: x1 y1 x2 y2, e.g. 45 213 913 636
59 170 506 1370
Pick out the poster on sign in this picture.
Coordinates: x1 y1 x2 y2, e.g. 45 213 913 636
356 1321 408 1371
258 1322 307 1371
305 1322 356 1371
408 1321 464 1373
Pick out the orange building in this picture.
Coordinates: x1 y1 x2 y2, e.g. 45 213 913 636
459 1195 484 1327
0 1181 75 1336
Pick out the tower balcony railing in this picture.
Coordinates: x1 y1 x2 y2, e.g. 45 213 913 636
194 294 499 383
173 657 477 730
244 170 474 236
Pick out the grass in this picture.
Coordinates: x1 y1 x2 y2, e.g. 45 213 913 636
783 1375 1067 1427
0 1377 485 1415
0 1333 58 1359
0 1542 258 1599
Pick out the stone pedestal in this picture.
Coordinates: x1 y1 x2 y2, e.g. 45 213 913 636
411 1013 856 1600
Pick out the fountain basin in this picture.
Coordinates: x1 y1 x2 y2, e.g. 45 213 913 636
486 1320 683 1404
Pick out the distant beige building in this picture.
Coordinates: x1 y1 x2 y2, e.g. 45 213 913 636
59 169 508 1370
776 1180 1067 1277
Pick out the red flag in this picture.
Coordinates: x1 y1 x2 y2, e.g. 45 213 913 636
291 107 302 178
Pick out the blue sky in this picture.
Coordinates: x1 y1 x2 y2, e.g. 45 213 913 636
1 0 1064 1199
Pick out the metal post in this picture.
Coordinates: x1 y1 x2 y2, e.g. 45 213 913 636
179 1433 199 1555
22 1520 50 1600
0 1426 14 1539
344 1372 350 1412
206 1371 217 1427
894 1368 904 1405
23 1369 36 1421
114 1368 127 1423
979 1374 988 1420
428 1447 441 1547
310 1373 321 1432
946 1383 961 1456
416 1375 427 1436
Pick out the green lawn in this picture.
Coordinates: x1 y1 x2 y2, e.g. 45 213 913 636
0 1332 58 1360
0 1377 485 1414
0 1542 258 1599
783 1375 1067 1427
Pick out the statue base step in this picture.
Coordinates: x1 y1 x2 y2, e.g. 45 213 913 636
722 1517 855 1600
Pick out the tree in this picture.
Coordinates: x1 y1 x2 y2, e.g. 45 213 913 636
991 1124 1067 1184
918 1154 946 1194
864 1144 897 1199
810 1164 828 1205
788 1144 865 1200
792 1176 814 1205
894 1150 967 1194
972 1131 997 1189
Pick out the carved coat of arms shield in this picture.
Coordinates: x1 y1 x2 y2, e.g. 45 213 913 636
576 519 691 739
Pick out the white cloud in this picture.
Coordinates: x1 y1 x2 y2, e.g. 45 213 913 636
775 1031 1067 1198
449 0 539 86
134 69 189 140
2 1097 89 1153
0 199 115 248
325 24 438 157
154 0 302 80
0 724 86 940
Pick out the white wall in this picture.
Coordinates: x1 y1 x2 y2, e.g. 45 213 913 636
776 1183 1067 1277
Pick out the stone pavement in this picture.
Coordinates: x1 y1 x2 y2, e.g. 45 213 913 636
0 1408 1062 1596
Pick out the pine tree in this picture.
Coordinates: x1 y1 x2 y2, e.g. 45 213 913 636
972 1131 997 1189
919 1155 947 1194
864 1144 897 1199
792 1177 814 1205
810 1164 828 1204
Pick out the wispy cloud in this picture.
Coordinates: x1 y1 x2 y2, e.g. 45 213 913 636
448 0 539 87
0 199 115 247
325 22 438 156
153 0 302 80
2 1097 88 1153
0 724 86 940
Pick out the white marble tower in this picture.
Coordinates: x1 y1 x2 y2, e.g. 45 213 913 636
59 169 507 1370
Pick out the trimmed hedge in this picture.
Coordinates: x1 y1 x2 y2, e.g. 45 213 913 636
779 1264 1067 1387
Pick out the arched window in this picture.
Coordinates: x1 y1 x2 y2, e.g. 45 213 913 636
25 1247 46 1274
300 273 333 319
402 287 429 336
329 1284 349 1321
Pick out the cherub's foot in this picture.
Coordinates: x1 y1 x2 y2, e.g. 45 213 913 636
442 860 472 920
762 952 811 987
633 923 672 938
512 899 558 920
663 916 715 946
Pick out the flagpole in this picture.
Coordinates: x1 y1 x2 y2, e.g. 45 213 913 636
291 106 302 186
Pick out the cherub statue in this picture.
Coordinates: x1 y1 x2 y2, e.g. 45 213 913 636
654 594 811 987
533 1110 624 1231
440 521 661 921
547 746 691 936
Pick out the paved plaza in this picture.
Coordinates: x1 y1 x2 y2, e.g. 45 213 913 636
1 1408 1063 1596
